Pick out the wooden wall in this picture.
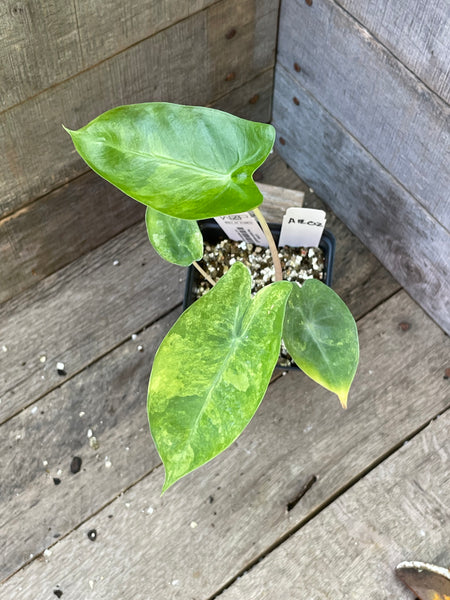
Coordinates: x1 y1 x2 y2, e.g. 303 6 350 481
0 0 279 303
272 0 450 334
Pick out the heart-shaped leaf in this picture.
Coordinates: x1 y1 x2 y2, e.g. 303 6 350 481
145 206 203 266
148 262 292 492
283 279 359 408
64 103 275 219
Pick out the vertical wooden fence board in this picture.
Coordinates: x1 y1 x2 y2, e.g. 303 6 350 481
255 154 402 319
272 66 450 334
0 0 279 220
0 0 218 112
0 70 274 304
277 0 450 230
336 0 450 102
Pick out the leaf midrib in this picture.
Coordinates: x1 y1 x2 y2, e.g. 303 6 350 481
97 138 232 181
186 301 255 446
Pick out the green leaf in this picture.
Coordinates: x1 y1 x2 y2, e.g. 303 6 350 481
64 103 275 219
283 279 359 408
148 262 292 492
145 206 203 266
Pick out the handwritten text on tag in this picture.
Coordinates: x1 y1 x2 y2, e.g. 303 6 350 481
278 207 326 248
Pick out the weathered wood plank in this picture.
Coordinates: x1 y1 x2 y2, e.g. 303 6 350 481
0 69 273 304
277 0 450 229
256 153 401 320
0 175 145 304
1 289 448 592
0 308 180 581
0 0 278 219
273 66 450 334
219 411 450 599
0 167 399 424
336 0 450 102
0 0 217 112
0 225 185 424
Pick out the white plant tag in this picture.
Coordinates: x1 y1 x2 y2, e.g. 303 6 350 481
214 212 268 247
278 207 326 248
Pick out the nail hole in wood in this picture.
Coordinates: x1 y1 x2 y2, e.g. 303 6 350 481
287 475 317 511
225 28 237 39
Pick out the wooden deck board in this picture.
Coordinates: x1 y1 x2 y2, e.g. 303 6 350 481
1 289 448 593
1 308 180 581
0 155 398 424
219 411 450 600
0 225 185 424
2 157 445 597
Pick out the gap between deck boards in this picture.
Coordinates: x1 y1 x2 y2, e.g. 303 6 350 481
208 404 450 600
2 287 448 595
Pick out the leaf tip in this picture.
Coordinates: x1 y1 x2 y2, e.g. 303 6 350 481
62 124 75 137
338 391 348 410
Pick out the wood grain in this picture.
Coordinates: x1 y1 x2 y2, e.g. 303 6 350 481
1 289 448 592
0 225 185 424
0 69 274 304
219 411 450 599
277 0 450 229
256 153 401 320
0 0 218 112
335 0 450 103
0 0 278 219
0 308 180 581
0 165 399 424
273 66 450 334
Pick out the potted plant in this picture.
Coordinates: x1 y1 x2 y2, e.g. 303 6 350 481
65 103 359 493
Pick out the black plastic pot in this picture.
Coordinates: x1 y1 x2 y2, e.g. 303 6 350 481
184 220 335 310
183 219 336 371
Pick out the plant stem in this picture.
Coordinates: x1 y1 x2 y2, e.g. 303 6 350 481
253 207 283 282
193 261 216 287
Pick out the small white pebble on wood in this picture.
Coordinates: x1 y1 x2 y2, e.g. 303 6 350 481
39 355 46 363
30 406 38 415
113 259 120 266
190 521 198 529
56 362 65 371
